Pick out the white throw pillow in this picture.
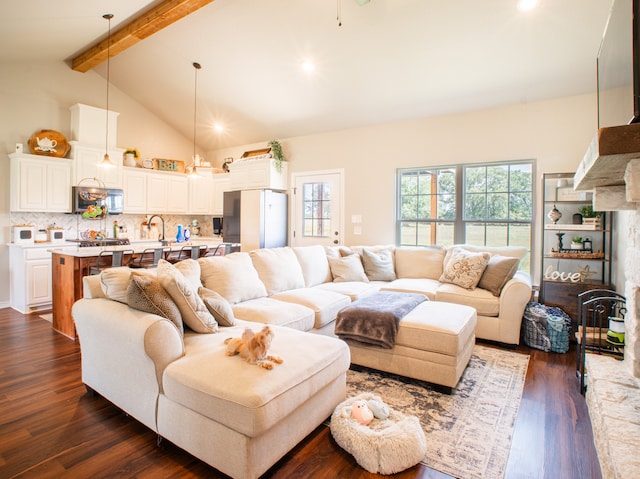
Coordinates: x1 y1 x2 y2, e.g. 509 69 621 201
198 252 267 304
250 247 305 295
328 254 369 283
293 245 332 287
157 260 217 333
173 258 202 291
439 249 490 290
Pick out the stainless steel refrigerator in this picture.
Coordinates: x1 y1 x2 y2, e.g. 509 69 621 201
222 189 288 251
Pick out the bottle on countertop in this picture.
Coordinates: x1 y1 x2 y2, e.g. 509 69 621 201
176 224 185 243
184 226 191 242
113 221 118 239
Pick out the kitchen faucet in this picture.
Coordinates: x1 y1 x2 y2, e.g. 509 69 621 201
147 215 167 245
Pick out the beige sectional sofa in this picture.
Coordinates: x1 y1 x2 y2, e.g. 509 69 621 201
72 243 531 478
208 243 532 346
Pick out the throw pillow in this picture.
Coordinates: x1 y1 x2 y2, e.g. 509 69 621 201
173 258 202 291
250 247 306 295
157 260 218 334
100 266 154 304
362 247 396 281
126 272 183 333
198 252 268 304
478 254 520 296
328 254 369 283
198 287 237 327
439 249 490 290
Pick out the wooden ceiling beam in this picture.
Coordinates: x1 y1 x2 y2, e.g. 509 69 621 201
71 0 215 73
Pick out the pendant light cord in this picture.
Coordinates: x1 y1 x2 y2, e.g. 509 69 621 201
192 62 201 168
103 14 114 161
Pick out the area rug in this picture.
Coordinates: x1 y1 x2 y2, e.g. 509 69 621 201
345 344 529 479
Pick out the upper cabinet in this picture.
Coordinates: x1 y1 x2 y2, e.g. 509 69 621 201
212 173 231 216
146 170 189 215
10 153 72 213
70 141 123 188
189 168 214 215
229 158 288 191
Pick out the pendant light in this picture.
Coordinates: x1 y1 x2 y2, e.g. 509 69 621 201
189 61 202 177
99 13 115 168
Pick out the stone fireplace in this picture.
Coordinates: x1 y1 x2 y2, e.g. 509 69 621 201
576 148 640 478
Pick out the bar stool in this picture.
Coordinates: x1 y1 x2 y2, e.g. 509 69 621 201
167 244 208 263
128 247 169 269
89 249 135 275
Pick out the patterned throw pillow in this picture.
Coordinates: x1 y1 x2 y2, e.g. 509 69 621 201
439 249 490 290
126 272 184 333
198 287 237 327
157 260 218 334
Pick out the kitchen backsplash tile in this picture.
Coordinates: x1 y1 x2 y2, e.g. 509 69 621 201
10 213 219 240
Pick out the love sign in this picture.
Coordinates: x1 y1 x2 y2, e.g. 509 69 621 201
544 265 581 283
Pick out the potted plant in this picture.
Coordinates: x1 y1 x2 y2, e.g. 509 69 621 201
123 148 140 167
578 205 602 225
571 236 584 250
268 140 286 173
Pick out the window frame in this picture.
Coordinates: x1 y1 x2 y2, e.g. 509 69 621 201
396 159 535 272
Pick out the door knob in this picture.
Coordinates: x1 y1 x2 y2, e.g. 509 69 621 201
333 239 338 244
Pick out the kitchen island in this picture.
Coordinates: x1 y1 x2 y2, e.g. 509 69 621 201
50 239 227 339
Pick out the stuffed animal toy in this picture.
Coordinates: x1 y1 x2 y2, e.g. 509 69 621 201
342 399 374 425
367 399 390 420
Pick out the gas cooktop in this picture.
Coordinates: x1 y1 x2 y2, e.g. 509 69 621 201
66 238 131 248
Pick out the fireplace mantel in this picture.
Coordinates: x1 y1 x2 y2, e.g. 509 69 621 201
574 124 640 210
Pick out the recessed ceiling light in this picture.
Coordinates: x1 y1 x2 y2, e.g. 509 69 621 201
302 60 315 74
517 0 538 12
214 123 224 133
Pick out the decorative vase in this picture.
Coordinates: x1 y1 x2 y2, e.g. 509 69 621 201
176 224 185 243
184 226 191 242
124 153 137 167
547 205 562 224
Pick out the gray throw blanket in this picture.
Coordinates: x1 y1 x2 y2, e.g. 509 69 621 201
334 291 427 349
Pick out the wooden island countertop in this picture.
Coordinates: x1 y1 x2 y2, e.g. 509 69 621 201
50 238 225 339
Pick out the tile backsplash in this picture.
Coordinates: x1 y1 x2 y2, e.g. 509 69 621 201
10 212 221 241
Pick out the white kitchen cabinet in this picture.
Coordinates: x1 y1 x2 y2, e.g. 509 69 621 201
189 168 214 215
147 171 188 214
10 153 72 213
122 168 148 213
229 158 288 191
212 173 231 216
9 245 54 314
70 141 123 188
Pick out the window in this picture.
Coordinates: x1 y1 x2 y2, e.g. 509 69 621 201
302 182 331 238
397 160 534 272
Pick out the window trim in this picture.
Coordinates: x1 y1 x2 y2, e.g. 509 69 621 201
396 159 535 272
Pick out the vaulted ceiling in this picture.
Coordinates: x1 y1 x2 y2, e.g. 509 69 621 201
1 0 613 150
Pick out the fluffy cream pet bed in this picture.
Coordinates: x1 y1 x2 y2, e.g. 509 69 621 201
330 392 427 474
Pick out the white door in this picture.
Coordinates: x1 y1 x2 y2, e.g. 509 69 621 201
291 170 344 247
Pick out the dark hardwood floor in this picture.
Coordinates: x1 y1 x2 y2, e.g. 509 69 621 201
0 308 601 479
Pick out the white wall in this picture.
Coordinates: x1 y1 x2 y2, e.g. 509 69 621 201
211 93 600 285
0 61 194 306
0 60 610 305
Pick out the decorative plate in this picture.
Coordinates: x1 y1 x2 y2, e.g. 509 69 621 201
28 129 70 158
